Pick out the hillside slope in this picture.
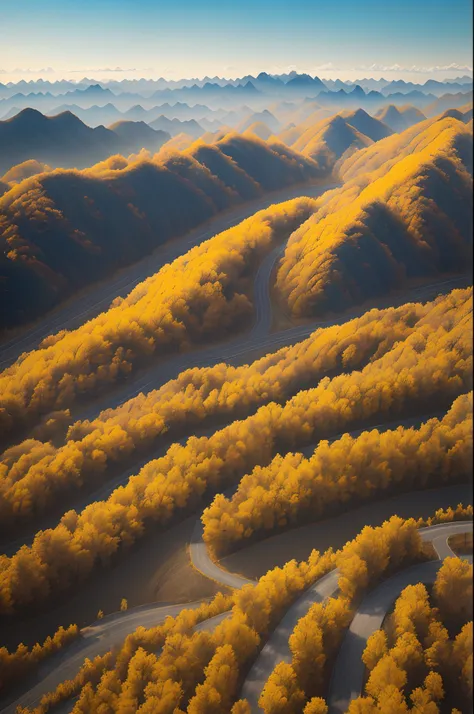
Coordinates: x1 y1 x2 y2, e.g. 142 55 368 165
281 109 392 172
0 134 322 328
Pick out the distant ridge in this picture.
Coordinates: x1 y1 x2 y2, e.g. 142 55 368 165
375 104 426 132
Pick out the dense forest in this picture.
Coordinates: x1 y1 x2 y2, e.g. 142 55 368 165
0 196 317 440
9 515 435 714
202 392 472 557
0 288 469 530
0 287 470 613
0 85 472 714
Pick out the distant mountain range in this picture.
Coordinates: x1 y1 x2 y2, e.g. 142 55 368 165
0 109 170 174
0 73 471 98
0 73 472 119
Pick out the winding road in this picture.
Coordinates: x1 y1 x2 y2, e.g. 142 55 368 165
0 600 233 714
2 484 471 714
0 601 204 714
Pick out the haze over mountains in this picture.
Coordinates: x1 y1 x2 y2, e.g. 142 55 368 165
0 73 472 120
0 72 471 98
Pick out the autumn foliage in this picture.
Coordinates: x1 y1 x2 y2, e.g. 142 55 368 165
1 287 468 530
351 557 473 713
202 392 472 557
0 196 316 439
0 623 79 698
259 515 424 712
15 515 432 714
0 286 470 613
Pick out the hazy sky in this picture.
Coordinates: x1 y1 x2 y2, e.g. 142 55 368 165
1 0 472 82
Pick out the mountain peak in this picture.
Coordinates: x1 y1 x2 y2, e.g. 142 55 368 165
5 107 46 125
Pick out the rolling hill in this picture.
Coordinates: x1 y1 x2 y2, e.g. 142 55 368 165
338 108 393 141
148 115 205 137
243 121 273 140
107 120 169 154
424 90 473 117
290 113 375 170
276 117 473 317
237 109 280 133
0 134 322 327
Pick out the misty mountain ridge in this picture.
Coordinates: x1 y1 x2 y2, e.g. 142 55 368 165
0 73 472 119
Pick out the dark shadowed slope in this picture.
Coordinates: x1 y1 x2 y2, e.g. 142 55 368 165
106 120 170 154
0 109 172 175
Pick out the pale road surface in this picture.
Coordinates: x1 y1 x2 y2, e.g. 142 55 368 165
327 521 474 714
190 516 254 590
0 181 338 370
0 177 471 709
1 603 232 714
241 568 339 710
420 520 474 559
189 487 472 711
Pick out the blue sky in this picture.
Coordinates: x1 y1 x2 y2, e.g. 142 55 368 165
1 0 472 81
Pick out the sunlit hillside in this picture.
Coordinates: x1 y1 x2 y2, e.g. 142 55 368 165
276 117 473 316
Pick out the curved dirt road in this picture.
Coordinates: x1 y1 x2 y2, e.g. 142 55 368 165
328 521 473 714
190 484 472 711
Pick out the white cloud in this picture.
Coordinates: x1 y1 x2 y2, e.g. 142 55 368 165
67 67 141 73
0 66 55 75
350 62 472 74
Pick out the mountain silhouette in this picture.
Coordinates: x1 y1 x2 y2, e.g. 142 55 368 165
340 108 393 141
0 109 171 173
375 104 426 132
108 120 170 154
149 115 205 138
243 121 273 140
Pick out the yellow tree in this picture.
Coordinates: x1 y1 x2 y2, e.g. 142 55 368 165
259 662 305 714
